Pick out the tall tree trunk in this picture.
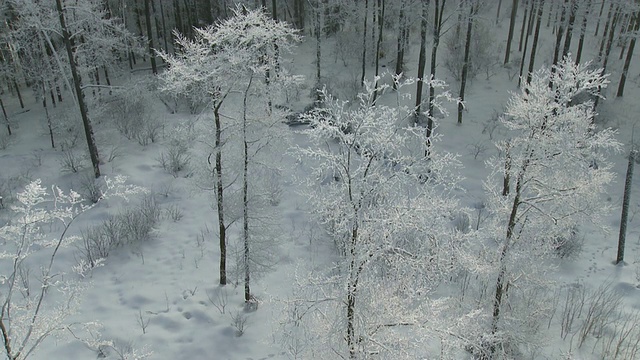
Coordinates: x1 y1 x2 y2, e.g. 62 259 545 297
271 0 277 20
394 0 407 87
159 0 169 53
361 0 369 85
0 98 10 135
415 0 428 116
427 0 446 155
597 3 615 62
13 80 23 109
617 11 639 97
174 0 184 35
214 102 227 285
315 0 321 93
561 0 576 58
42 82 55 149
145 0 158 74
458 0 475 125
595 7 619 108
242 76 253 302
372 0 385 103
55 0 100 178
619 14 633 60
518 0 530 52
526 0 544 86
490 168 525 356
550 0 568 81
198 0 213 24
575 0 590 64
518 0 536 88
617 149 636 264
496 0 503 24
504 0 519 64
594 0 606 36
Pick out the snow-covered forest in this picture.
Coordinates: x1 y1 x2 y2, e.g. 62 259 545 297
1 0 640 359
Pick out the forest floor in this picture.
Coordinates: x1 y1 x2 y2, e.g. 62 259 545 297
1 5 640 359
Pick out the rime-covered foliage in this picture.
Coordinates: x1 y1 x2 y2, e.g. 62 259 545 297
3 0 136 87
464 57 621 357
0 176 145 360
158 4 302 105
288 75 464 359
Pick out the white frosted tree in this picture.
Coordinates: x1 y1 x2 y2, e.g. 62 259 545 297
469 57 620 358
289 75 464 359
159 5 301 294
0 176 145 360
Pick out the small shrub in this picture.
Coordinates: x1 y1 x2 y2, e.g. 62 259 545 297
552 227 583 259
165 203 183 222
59 148 86 173
230 310 248 337
157 140 190 177
453 211 471 234
77 173 104 203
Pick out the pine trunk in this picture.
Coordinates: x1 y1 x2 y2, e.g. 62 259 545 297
55 0 101 178
561 0 576 58
0 98 10 135
617 150 635 264
372 0 385 103
214 104 227 285
617 12 639 97
458 1 475 124
145 0 158 74
525 0 544 86
518 0 530 52
575 0 590 63
504 0 519 64
518 0 536 88
360 0 369 85
415 0 428 115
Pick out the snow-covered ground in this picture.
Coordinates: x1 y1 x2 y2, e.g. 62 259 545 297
2 3 640 359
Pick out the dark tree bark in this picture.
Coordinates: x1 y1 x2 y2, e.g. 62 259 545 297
42 82 54 149
174 0 184 35
13 80 23 109
214 101 227 285
518 0 536 88
0 98 10 135
575 0 590 64
315 0 321 91
271 0 277 20
145 0 158 74
617 11 639 97
561 0 576 58
504 0 519 64
415 0 429 115
159 0 169 54
372 0 385 103
361 0 369 85
426 0 446 154
619 14 633 60
550 0 568 80
394 0 408 86
549 0 570 84
55 0 101 178
457 0 476 125
198 0 213 24
242 76 253 302
526 0 544 86
595 6 619 108
617 149 636 265
594 0 606 36
597 3 615 62
518 0 531 52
